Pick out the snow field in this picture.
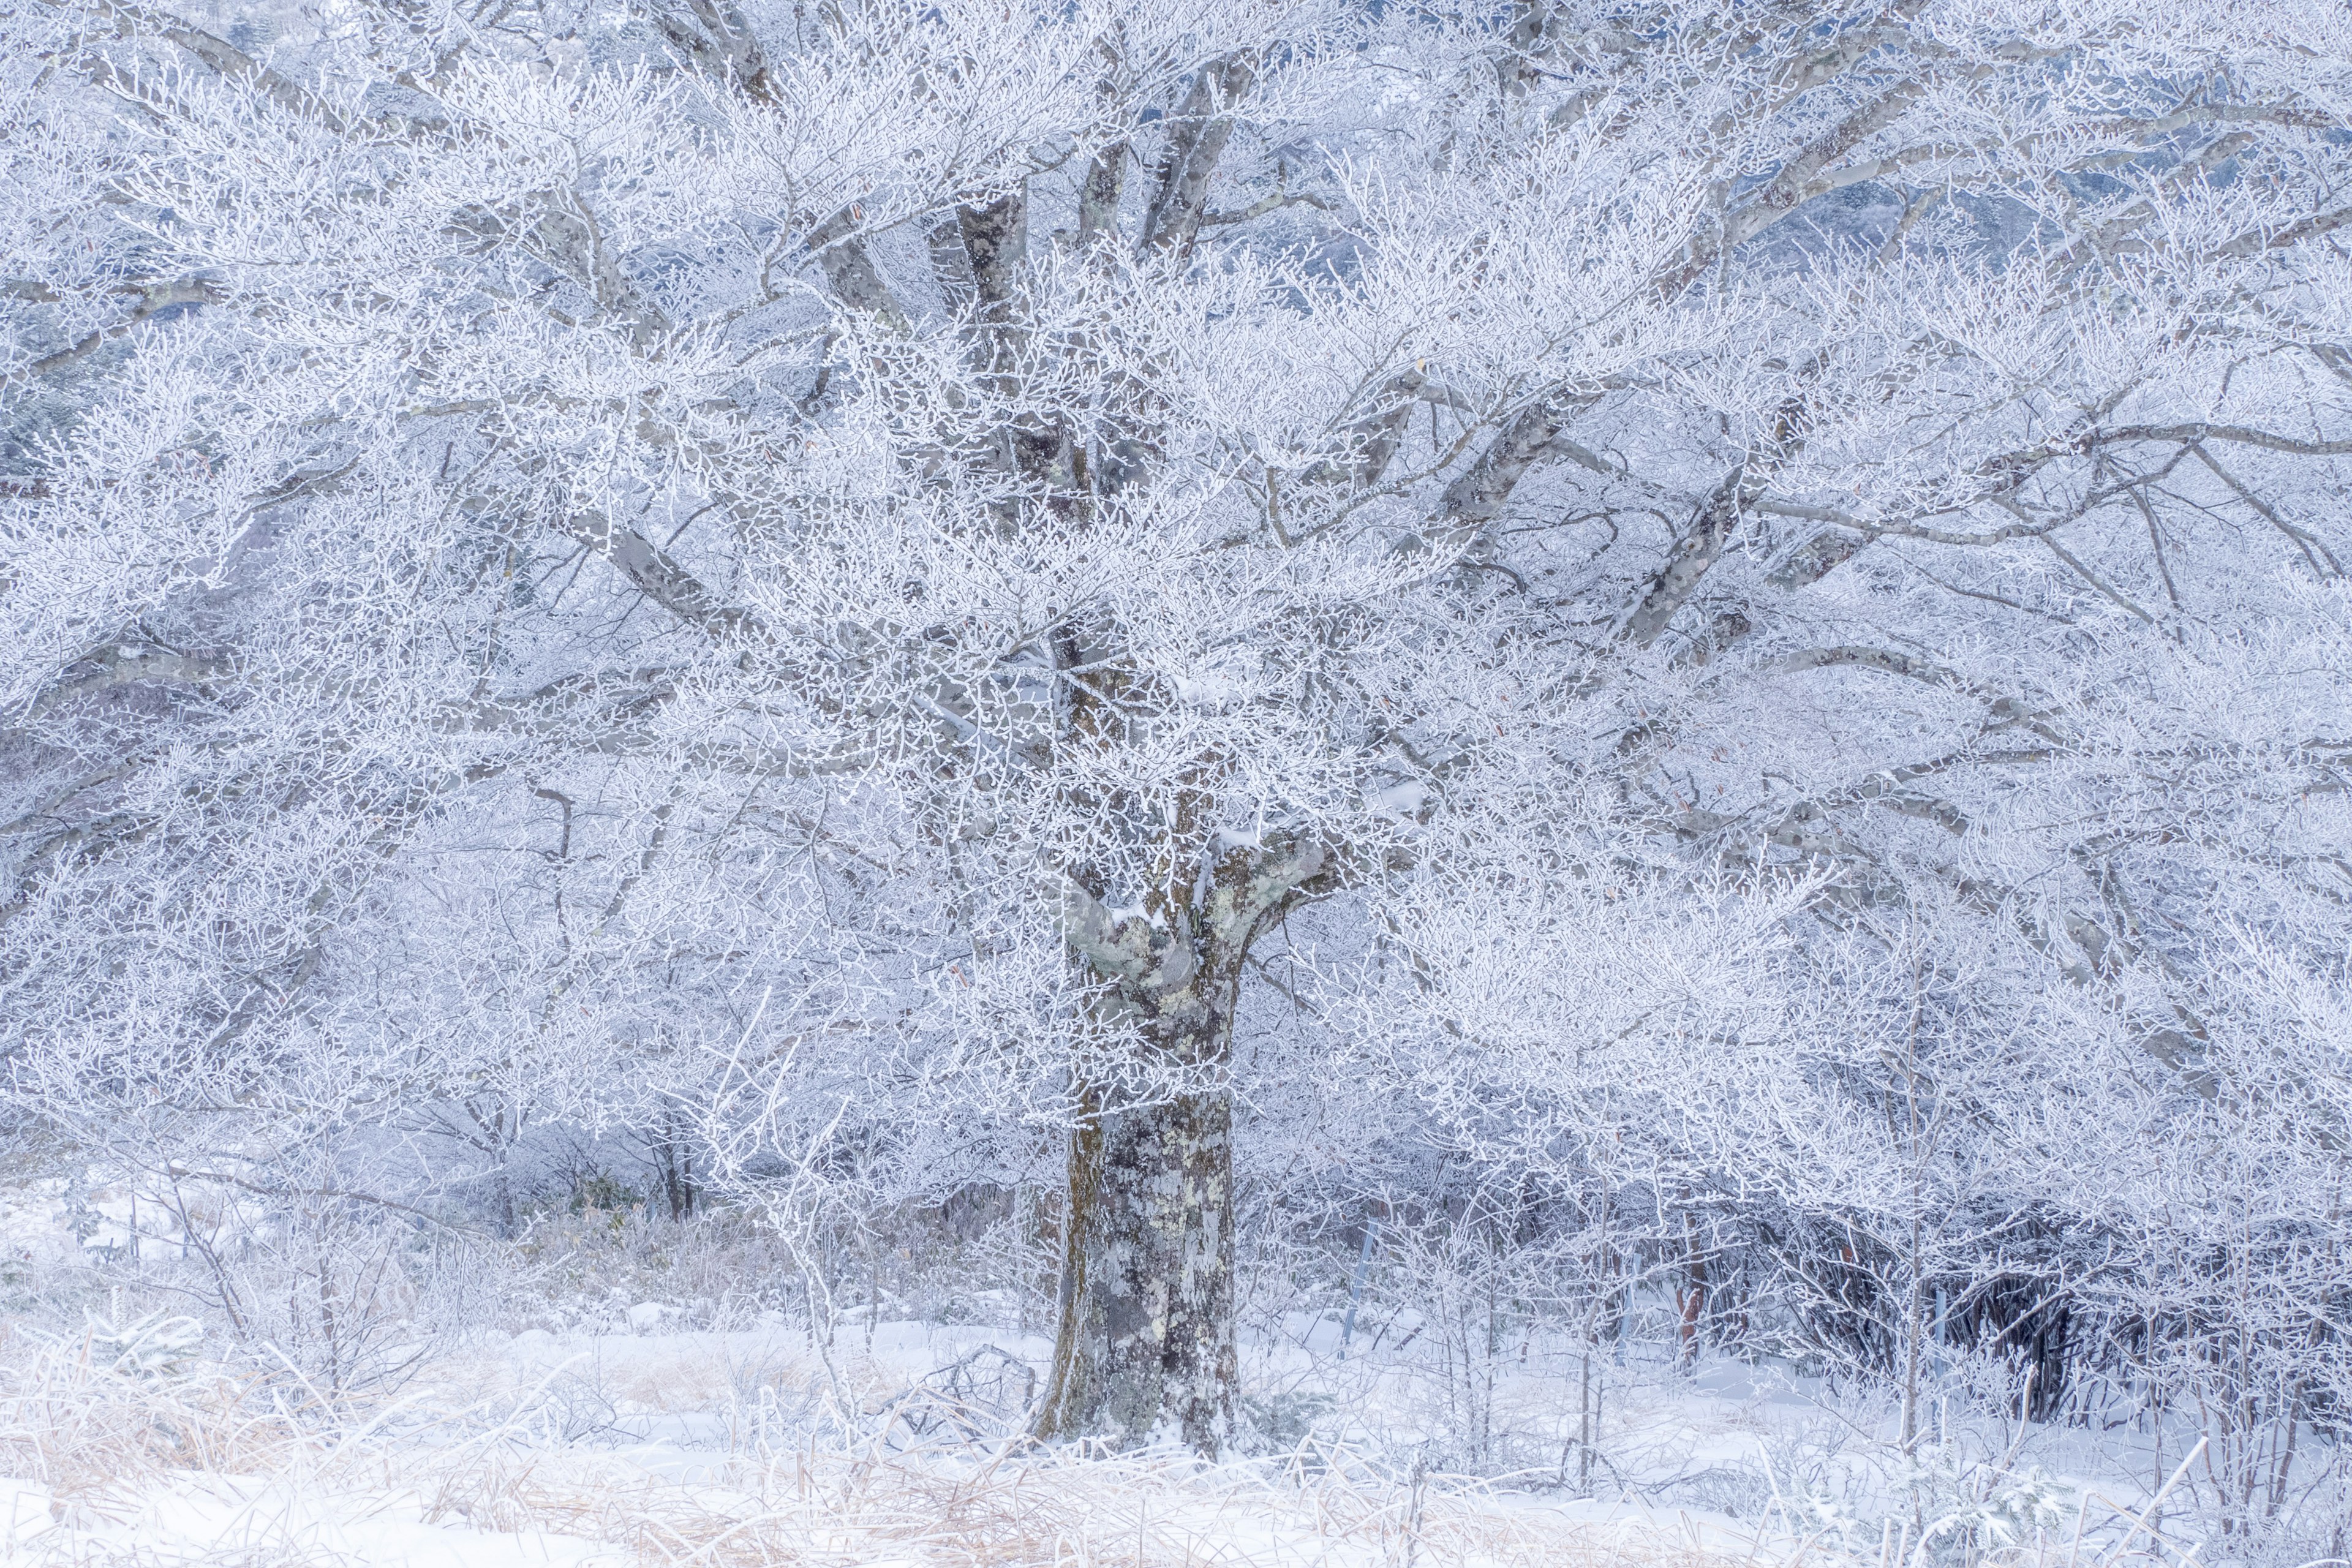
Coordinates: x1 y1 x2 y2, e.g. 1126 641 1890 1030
0 1316 1795 1567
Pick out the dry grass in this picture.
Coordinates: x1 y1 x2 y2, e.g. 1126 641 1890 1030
0 1323 295 1502
556 1445 1767 1566
4 1322 2217 1568
372 1444 1770 1568
0 1324 1774 1568
9 1325 2201 1568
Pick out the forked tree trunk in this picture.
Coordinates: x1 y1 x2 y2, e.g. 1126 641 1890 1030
1032 841 1329 1455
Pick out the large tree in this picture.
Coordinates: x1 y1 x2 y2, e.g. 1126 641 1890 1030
4 0 2347 1458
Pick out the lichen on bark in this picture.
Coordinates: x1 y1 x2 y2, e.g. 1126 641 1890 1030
1032 842 1332 1455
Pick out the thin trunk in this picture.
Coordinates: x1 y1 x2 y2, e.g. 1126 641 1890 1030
1677 1210 1706 1373
1338 1212 1380 1358
1901 1211 1926 1449
1577 1329 1594 1492
657 1106 696 1220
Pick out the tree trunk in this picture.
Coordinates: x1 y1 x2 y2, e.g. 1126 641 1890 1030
1033 1076 1237 1453
1033 839 1329 1456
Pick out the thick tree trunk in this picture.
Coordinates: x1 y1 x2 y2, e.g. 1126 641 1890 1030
1033 842 1327 1455
1033 1076 1237 1452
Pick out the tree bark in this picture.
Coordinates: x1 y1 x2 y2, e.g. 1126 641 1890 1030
1033 841 1330 1455
1033 1071 1238 1452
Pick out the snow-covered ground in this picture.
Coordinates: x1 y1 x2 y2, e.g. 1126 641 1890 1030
0 1317 1805 1568
0 1181 2235 1566
0 1309 2209 1568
